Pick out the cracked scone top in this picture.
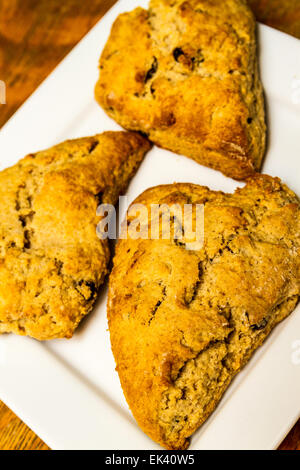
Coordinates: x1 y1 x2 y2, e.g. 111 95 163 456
0 131 151 340
96 0 266 180
107 175 300 449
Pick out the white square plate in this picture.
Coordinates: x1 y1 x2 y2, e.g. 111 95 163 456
0 0 300 450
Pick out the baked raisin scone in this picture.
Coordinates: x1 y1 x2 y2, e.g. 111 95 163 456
108 175 300 449
96 0 266 180
0 131 151 341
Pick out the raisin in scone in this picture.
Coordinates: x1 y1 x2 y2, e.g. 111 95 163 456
0 131 151 341
108 175 300 449
96 0 266 181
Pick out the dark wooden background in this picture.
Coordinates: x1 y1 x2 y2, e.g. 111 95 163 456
0 0 299 451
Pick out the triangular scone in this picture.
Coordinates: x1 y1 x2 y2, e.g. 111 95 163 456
0 131 151 340
108 175 300 449
96 0 266 181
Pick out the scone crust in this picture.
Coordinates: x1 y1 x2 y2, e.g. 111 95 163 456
108 175 300 449
0 131 151 340
96 0 266 180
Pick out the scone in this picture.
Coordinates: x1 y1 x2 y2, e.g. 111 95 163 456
108 175 300 449
0 131 151 341
96 0 266 180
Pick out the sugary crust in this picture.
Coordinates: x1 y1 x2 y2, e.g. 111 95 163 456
96 0 266 180
108 174 300 449
0 131 151 340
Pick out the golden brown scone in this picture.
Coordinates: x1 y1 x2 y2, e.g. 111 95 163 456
0 131 151 341
96 0 266 181
108 175 300 449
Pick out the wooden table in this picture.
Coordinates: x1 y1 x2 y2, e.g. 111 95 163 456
0 0 299 451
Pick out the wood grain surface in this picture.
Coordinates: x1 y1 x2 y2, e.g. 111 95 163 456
249 0 300 39
0 0 299 451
